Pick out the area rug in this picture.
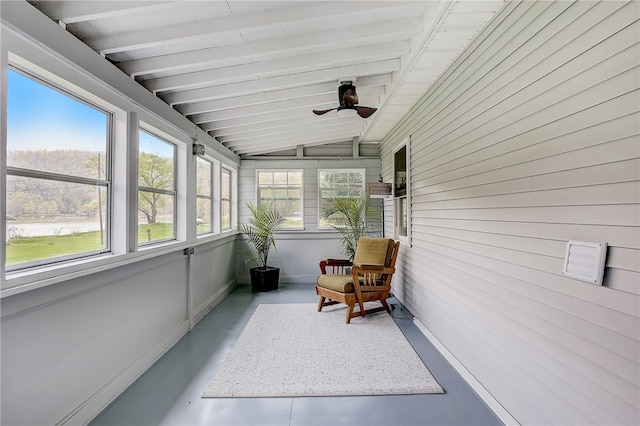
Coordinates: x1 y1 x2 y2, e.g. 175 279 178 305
202 303 444 397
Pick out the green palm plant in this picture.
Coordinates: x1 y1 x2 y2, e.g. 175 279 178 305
238 202 284 270
320 196 381 261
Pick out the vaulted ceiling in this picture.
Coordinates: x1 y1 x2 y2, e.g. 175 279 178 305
27 1 504 157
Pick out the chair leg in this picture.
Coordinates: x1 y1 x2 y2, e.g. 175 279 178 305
380 299 391 314
345 303 355 324
317 296 326 312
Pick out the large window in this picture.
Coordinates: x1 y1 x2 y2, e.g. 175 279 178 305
257 170 303 229
318 169 365 228
196 157 213 235
5 68 110 269
138 130 176 245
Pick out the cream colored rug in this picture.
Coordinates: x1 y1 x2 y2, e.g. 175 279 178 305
202 303 444 397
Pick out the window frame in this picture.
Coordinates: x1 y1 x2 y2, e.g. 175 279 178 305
137 127 178 247
195 156 214 236
393 138 411 246
318 168 366 230
5 66 113 271
256 169 304 230
219 166 233 232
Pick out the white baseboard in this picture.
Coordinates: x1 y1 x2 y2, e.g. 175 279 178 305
63 320 190 425
192 279 237 325
413 318 520 426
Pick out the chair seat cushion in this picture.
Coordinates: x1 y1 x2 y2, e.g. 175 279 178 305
316 274 355 293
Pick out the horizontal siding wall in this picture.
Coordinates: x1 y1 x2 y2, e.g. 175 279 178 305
380 1 639 425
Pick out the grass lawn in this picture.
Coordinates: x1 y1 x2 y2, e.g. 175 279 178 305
6 223 174 265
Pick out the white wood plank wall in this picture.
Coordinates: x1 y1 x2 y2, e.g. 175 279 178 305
380 1 639 425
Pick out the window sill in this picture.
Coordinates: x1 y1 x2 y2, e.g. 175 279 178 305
1 233 237 298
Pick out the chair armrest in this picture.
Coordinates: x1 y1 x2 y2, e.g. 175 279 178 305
319 258 353 274
352 264 394 274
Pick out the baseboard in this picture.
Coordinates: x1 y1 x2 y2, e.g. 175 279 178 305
63 320 190 425
192 279 237 325
413 318 520 426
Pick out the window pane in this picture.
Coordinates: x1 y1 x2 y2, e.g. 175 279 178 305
318 169 365 228
196 197 212 234
257 170 303 229
138 191 175 243
6 176 107 266
221 200 231 230
7 70 108 180
196 158 211 196
138 131 174 189
221 169 230 199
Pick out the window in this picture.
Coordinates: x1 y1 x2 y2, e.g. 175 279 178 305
5 68 110 269
394 139 411 245
318 169 365 228
257 170 303 229
138 130 176 245
221 167 232 231
196 157 213 235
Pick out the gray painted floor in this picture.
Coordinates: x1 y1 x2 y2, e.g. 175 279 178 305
90 283 503 426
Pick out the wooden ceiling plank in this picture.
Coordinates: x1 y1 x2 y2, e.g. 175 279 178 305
119 17 422 77
31 1 175 25
162 60 400 105
146 41 409 93
89 2 417 54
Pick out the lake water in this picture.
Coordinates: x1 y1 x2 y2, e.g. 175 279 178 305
6 221 102 238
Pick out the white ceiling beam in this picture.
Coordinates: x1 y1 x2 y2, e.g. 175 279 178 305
177 76 390 116
190 91 381 124
210 113 355 138
119 18 422 77
177 83 337 116
231 130 361 155
89 3 412 54
239 137 355 157
162 60 400 105
145 41 409 93
32 1 175 24
218 119 362 145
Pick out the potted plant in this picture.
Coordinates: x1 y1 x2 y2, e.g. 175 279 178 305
238 202 284 292
320 196 381 261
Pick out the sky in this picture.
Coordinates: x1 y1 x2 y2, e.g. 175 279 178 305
7 69 108 152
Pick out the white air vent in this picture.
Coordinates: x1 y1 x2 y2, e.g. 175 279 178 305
562 241 607 286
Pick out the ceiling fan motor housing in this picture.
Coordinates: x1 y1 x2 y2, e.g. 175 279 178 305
338 82 358 107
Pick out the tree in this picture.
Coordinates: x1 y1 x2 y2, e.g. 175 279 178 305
138 152 173 224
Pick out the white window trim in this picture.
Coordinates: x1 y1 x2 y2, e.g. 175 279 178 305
220 165 236 232
393 137 411 246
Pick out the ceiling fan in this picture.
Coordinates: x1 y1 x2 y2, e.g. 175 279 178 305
312 80 377 118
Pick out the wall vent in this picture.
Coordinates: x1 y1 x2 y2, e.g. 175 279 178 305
562 241 607 286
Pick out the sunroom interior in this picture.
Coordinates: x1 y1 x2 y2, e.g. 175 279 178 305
1 1 639 425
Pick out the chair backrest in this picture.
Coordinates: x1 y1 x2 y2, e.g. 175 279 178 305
353 237 395 268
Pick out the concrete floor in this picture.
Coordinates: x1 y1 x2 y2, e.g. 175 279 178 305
90 283 504 426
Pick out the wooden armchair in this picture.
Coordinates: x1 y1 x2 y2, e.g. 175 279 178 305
316 236 400 324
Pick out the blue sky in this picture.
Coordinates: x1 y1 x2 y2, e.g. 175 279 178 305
8 69 175 159
7 69 107 152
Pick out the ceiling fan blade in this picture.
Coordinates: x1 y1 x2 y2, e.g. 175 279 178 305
313 108 337 116
355 106 377 118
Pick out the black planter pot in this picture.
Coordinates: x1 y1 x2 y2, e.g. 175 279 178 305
250 266 280 292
